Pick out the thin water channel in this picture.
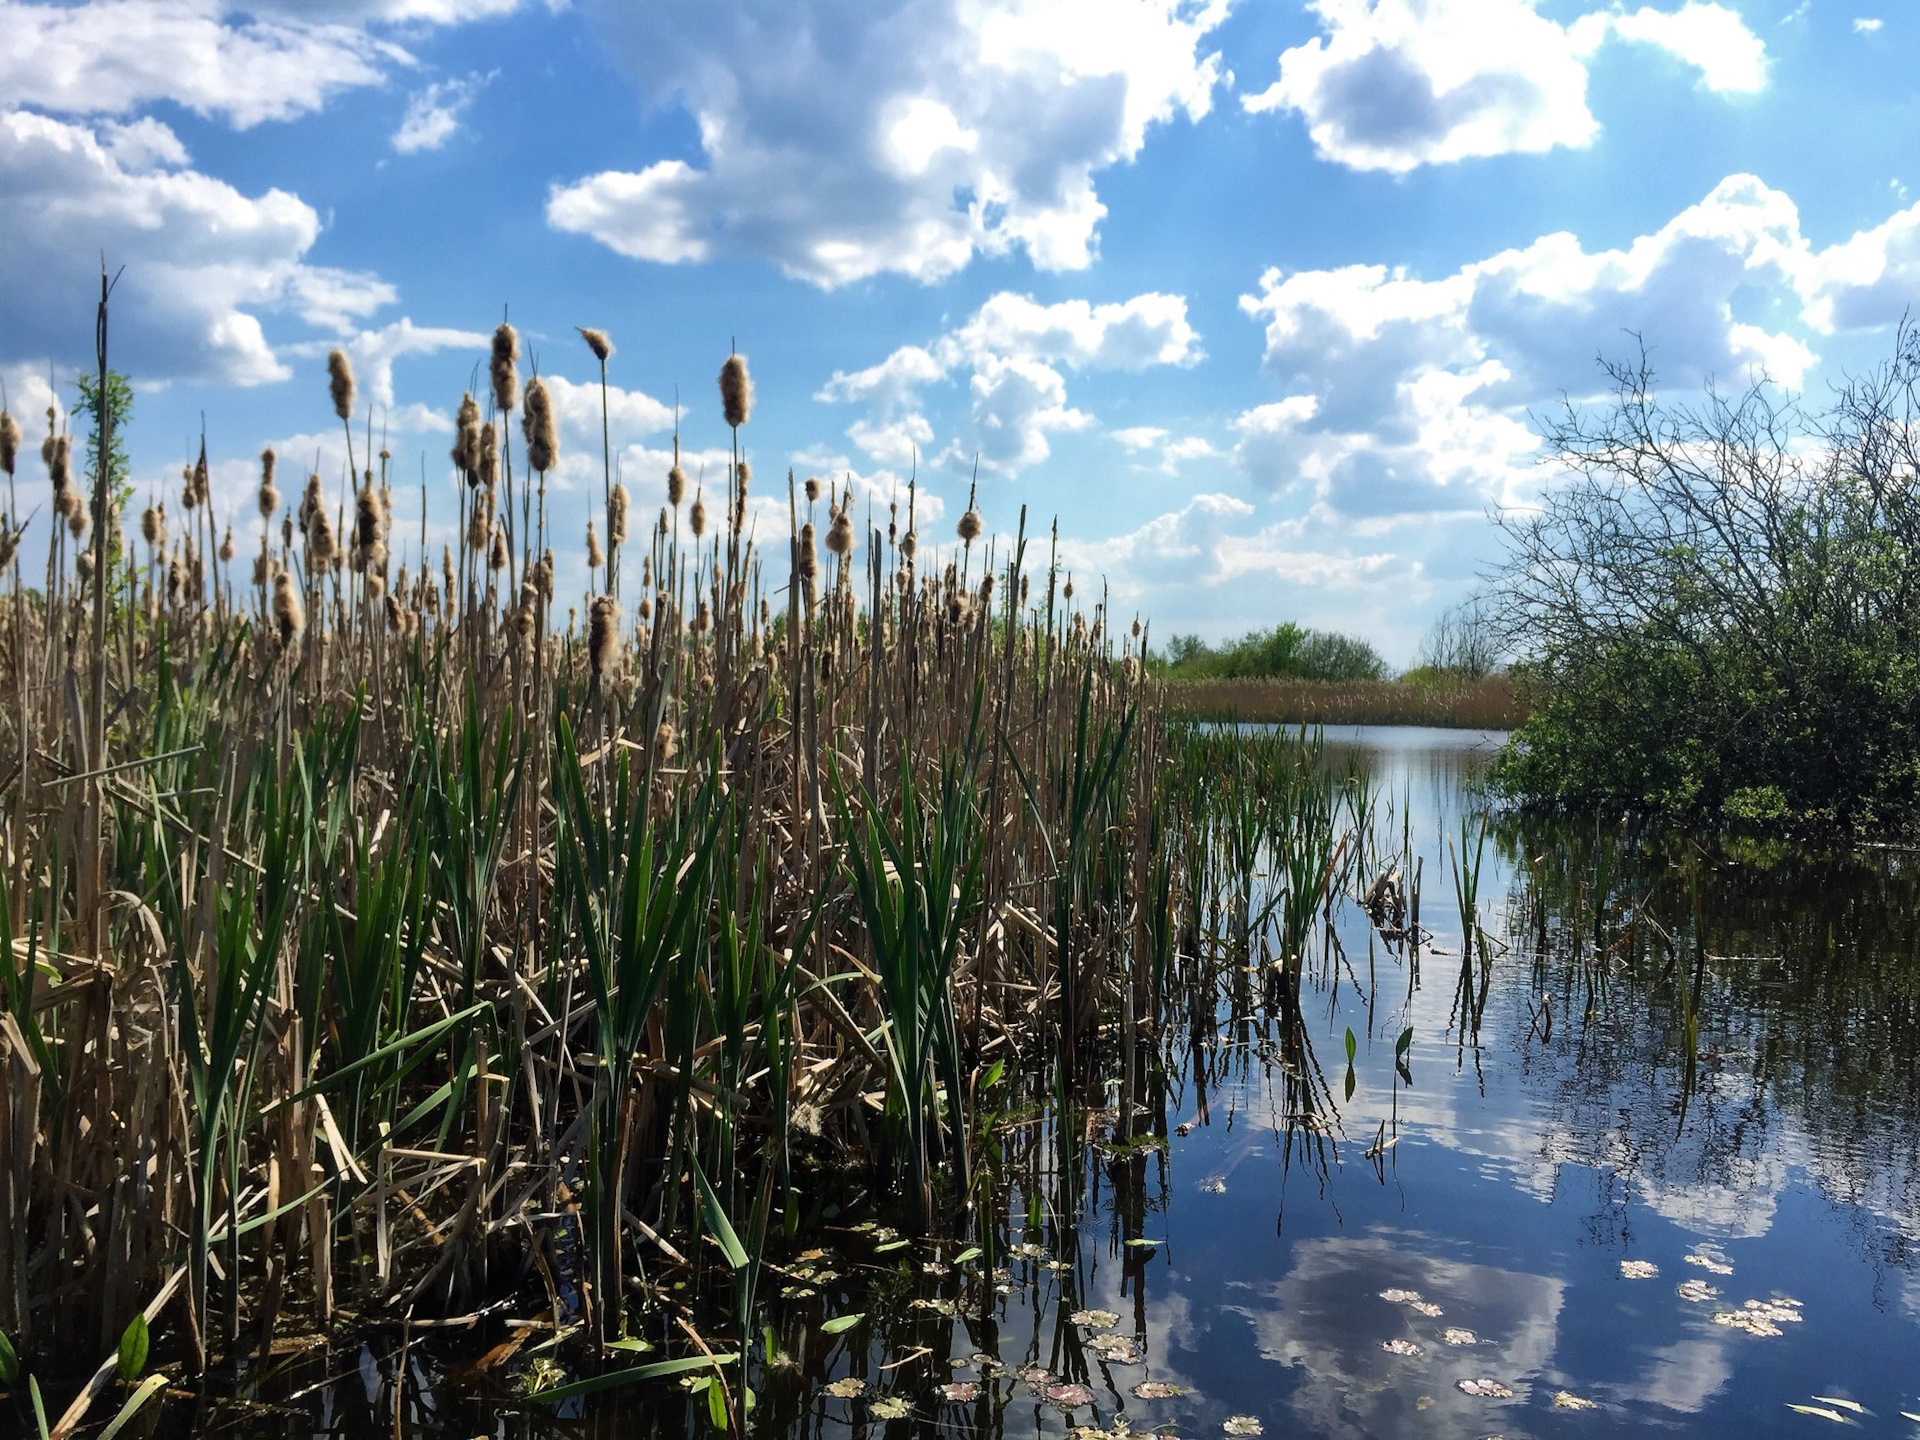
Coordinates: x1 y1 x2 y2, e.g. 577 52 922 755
220 725 1920 1437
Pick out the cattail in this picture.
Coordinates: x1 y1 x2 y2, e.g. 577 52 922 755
654 720 677 763
523 377 557 473
957 508 982 543
588 595 619 679
719 353 752 429
252 552 272 587
693 599 711 634
453 393 482 482
490 323 519 414
513 583 535 640
804 476 820 504
981 571 995 603
354 481 385 571
272 568 304 645
478 424 498 489
282 513 294 550
76 548 94 582
166 555 183 605
443 545 456 598
309 506 337 567
141 503 162 547
1063 575 1075 601
826 509 854 556
798 521 818 593
658 506 670 538
50 434 72 494
690 489 707 538
191 447 210 508
901 530 918 561
220 526 235 563
579 327 613 363
385 591 406 634
489 524 508 572
466 488 492 553
610 482 629 545
365 572 386 601
0 410 18 476
1020 572 1030 606
667 463 687 507
328 348 355 421
0 524 18 570
638 595 653 622
587 520 604 569
258 448 280 517
534 550 555 601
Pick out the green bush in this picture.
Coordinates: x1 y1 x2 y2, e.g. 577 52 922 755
1156 622 1388 683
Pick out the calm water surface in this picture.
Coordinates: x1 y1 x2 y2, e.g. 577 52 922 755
239 726 1920 1437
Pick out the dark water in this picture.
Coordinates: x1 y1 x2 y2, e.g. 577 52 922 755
224 726 1920 1437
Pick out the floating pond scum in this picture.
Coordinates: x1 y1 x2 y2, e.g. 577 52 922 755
1 334 1919 1436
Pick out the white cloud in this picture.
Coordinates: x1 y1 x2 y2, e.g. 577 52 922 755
287 317 489 412
392 72 492 154
1853 16 1883 34
0 110 393 386
1243 0 1766 173
1235 174 1817 516
817 291 1201 477
1110 426 1220 473
550 0 1230 285
1797 199 1920 332
0 0 530 130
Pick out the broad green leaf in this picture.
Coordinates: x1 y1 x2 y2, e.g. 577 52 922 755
0 1329 17 1384
819 1314 864 1335
117 1313 149 1381
523 1352 739 1403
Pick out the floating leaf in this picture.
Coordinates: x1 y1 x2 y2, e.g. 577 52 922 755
1457 1378 1515 1399
1126 1238 1163 1250
870 1396 913 1420
824 1377 866 1399
1441 1328 1477 1346
875 1239 910 1254
1133 1381 1186 1400
953 1246 983 1266
1200 1175 1227 1194
1684 1251 1735 1276
939 1382 980 1403
1809 1396 1869 1416
1554 1391 1599 1411
1785 1403 1855 1424
1019 1366 1055 1387
1047 1383 1096 1407
1378 1288 1423 1305
1071 1309 1121 1329
1677 1279 1717 1303
1410 1301 1443 1317
1223 1414 1264 1436
820 1314 864 1335
1619 1260 1660 1279
1090 1334 1142 1364
1174 1120 1197 1136
1381 1338 1422 1357
524 1353 740 1404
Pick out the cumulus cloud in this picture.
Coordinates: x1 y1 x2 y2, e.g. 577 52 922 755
0 0 527 129
286 317 489 413
818 291 1201 477
550 0 1230 285
1234 174 1819 517
1798 199 1920 332
392 72 492 154
1852 16 1883 34
0 110 392 386
1243 0 1766 173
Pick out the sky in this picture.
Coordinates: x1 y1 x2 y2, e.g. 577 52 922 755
1 0 1916 663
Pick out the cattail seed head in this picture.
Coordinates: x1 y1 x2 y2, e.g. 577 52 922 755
365 571 386 601
220 525 235 563
693 599 711 634
50 434 72 494
259 451 280 518
535 549 555 601
478 423 498 488
141 504 161 547
804 475 820 504
826 509 854 556
273 568 304 645
579 327 613 363
0 411 18 476
586 520 605 569
523 377 557 473
67 507 87 541
798 521 818 586
309 506 337 566
490 323 520 413
690 489 707 538
667 464 687 507
327 348 356 421
588 595 619 678
654 720 677 763
353 481 386 571
719 353 752 429
957 508 982 543
901 530 918 560
610 483 629 545
489 524 508 572
191 448 209 508
1063 575 1075 601
453 393 482 482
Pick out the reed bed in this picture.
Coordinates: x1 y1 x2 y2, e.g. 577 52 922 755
0 309 1423 1435
1164 674 1524 729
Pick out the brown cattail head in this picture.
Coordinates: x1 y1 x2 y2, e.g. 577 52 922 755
901 529 918 560
453 393 482 482
588 595 619 678
353 481 385 571
658 506 670 538
523 377 557 473
76 547 94 582
191 446 210 508
1063 574 1075 601
610 482 629 545
365 571 387 601
826 509 854 556
798 521 818 588
309 505 337 566
804 475 820 504
328 348 356 421
535 549 555 601
0 411 18 476
489 524 508 572
586 520 605 569
220 525 235 563
490 323 520 413
719 353 752 429
579 327 613 363
67 507 87 541
693 599 711 634
667 463 687 507
258 449 280 518
272 568 304 645
140 503 161 547
50 434 72 494
654 720 678 764
957 508 982 544
690 489 707 538
478 424 498 489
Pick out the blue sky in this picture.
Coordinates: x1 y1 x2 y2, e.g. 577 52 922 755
2 0 1916 661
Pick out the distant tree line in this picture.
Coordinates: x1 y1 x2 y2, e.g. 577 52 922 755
1154 622 1389 682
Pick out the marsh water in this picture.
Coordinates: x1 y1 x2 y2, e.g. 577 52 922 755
230 726 1920 1437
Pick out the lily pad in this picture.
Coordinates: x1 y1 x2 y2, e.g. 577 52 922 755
1090 1334 1143 1364
1200 1175 1228 1194
1409 1301 1443 1317
1677 1279 1718 1303
1684 1250 1735 1276
824 1377 866 1399
1019 1365 1055 1387
1553 1391 1599 1411
1457 1378 1515 1399
1378 1288 1424 1305
1441 1328 1478 1346
1620 1259 1660 1279
870 1396 913 1420
1071 1309 1122 1328
1133 1381 1187 1399
938 1382 980 1403
1047 1382 1096 1407
1223 1416 1264 1436
1381 1338 1422 1357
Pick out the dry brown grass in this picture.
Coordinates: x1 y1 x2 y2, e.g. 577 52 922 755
1163 674 1525 729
